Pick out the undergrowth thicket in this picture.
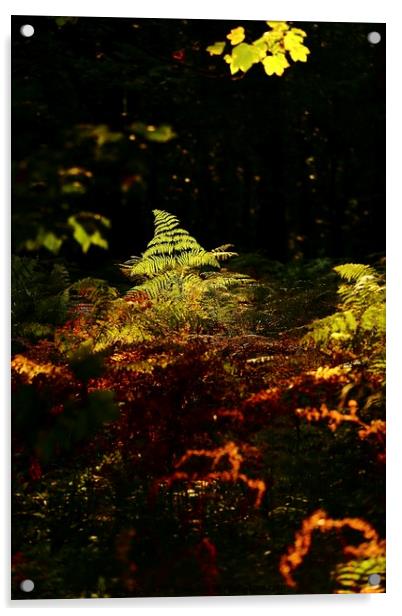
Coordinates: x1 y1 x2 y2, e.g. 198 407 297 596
11 212 385 598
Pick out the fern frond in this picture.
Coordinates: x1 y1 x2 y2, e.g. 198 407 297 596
122 210 218 284
176 251 220 269
334 263 378 283
121 210 244 299
211 244 238 261
304 262 385 374
119 210 253 334
129 255 178 277
333 556 385 593
129 271 181 299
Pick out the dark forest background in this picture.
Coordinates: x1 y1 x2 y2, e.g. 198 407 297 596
12 16 385 268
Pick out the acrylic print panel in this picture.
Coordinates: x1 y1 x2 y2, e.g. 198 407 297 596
11 15 385 599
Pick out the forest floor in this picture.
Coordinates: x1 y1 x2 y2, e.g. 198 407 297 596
11 257 386 598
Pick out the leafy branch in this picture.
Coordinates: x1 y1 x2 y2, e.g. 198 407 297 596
207 21 310 77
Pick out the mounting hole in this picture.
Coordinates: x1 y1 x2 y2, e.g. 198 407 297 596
368 573 381 586
20 579 35 592
367 31 381 45
20 24 35 38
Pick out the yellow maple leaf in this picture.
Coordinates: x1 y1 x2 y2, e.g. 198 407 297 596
227 26 245 45
206 41 226 56
252 39 269 60
290 27 307 37
262 53 290 76
284 31 304 51
289 43 310 62
266 21 289 32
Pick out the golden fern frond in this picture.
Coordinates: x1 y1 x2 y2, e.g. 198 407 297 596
211 244 235 252
129 255 178 277
211 244 238 261
333 556 385 593
176 251 220 269
129 271 181 299
304 263 385 374
152 209 181 234
121 210 251 307
122 210 216 282
334 263 378 283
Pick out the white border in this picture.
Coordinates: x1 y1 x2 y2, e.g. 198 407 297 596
2 1 401 614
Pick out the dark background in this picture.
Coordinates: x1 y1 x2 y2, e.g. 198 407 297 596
12 17 385 265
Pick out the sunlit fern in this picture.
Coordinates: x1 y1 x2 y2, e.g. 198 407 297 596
304 263 385 374
333 556 385 593
121 210 248 300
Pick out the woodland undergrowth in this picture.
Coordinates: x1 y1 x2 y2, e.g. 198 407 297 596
11 212 385 598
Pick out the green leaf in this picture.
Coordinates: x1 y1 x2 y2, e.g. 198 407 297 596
24 228 64 255
67 214 110 253
89 230 108 250
252 37 269 59
70 219 91 253
41 232 64 254
230 43 261 74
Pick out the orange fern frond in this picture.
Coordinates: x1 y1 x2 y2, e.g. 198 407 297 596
158 442 266 508
279 509 385 589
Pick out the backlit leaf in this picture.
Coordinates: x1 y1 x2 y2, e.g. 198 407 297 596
266 21 289 32
206 41 226 55
24 228 64 255
68 213 110 253
289 43 310 62
284 31 305 51
252 37 269 59
230 43 261 74
227 27 245 45
206 20 310 78
290 27 307 37
262 53 290 76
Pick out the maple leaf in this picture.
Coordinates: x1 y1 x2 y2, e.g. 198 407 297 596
262 53 290 76
290 27 307 37
289 43 310 62
230 43 261 74
227 27 245 45
252 37 269 60
284 30 305 51
266 21 289 32
206 41 226 56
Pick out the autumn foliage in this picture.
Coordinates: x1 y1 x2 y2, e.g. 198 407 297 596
11 275 385 596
